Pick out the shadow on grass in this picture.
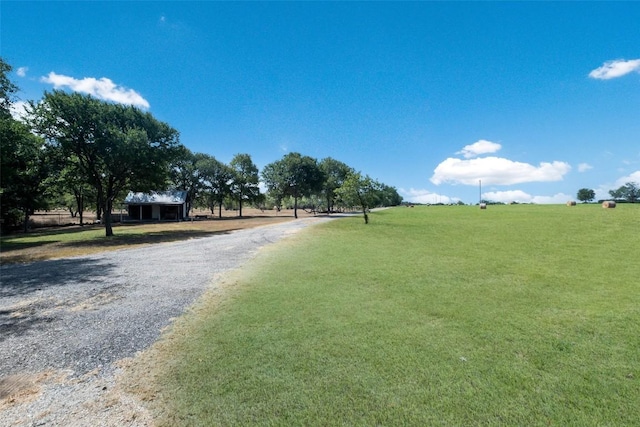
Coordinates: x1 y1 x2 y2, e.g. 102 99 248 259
59 228 239 248
0 240 61 252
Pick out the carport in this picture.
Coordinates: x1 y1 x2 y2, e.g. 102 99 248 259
124 190 187 221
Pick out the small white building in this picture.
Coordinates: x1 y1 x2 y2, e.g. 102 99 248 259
124 190 188 221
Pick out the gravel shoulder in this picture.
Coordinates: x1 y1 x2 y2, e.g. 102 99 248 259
0 216 336 426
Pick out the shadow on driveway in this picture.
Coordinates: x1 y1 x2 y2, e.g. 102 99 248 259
0 257 117 299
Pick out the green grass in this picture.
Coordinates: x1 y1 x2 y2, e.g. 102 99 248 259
149 204 640 426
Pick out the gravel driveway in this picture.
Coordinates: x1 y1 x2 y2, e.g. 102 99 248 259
0 216 335 426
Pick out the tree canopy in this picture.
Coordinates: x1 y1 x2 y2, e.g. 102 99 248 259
30 91 182 236
335 172 380 224
609 182 639 203
577 188 595 203
262 152 325 218
319 157 353 213
230 153 260 217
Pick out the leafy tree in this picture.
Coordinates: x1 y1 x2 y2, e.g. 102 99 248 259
609 182 639 203
0 57 18 119
48 154 96 225
229 153 260 217
577 188 595 203
169 148 199 216
30 91 182 236
377 183 403 207
0 58 53 231
261 161 287 211
198 155 233 217
335 172 381 224
169 148 223 216
0 118 53 231
319 157 353 213
262 152 324 219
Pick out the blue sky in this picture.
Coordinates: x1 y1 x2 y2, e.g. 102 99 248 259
3 1 639 204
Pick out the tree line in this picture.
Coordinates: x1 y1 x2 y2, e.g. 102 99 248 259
577 184 639 204
1 58 401 235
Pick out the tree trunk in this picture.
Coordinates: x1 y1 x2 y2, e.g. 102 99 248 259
218 202 222 218
23 207 29 233
238 199 243 217
293 196 298 218
96 187 103 220
104 198 114 236
78 195 84 226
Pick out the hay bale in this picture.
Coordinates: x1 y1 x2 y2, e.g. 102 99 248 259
602 201 616 208
566 201 576 206
479 203 487 210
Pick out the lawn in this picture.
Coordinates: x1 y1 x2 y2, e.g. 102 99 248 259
130 205 639 425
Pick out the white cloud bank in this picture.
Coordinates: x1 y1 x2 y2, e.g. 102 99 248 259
41 72 150 108
482 190 573 205
456 139 501 158
589 59 640 80
431 156 571 186
399 188 458 204
16 67 28 77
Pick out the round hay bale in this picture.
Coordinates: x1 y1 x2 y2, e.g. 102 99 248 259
602 201 616 208
566 201 576 206
479 203 487 209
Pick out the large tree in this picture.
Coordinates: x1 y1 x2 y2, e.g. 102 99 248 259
319 157 353 213
198 155 234 217
30 91 182 236
609 182 639 203
577 188 595 203
229 153 260 217
262 152 324 218
0 57 53 231
0 118 52 231
170 148 215 217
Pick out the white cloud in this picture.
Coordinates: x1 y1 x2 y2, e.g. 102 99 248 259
16 67 28 77
482 190 572 204
430 156 571 186
456 139 501 159
578 163 593 172
40 72 150 108
589 59 640 80
614 170 640 187
531 193 574 204
399 188 457 204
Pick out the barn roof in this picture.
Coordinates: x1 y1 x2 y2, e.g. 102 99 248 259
124 190 187 205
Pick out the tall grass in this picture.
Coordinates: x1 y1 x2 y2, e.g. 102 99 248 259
149 204 640 426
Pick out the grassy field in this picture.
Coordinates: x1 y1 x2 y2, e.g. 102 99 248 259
133 204 639 426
